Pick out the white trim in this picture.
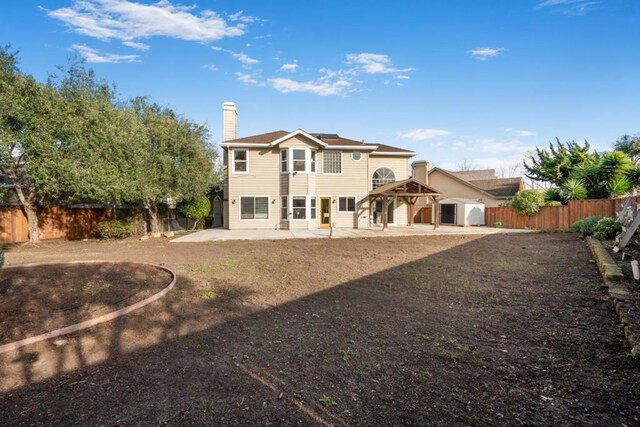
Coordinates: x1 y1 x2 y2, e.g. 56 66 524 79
270 129 328 148
280 147 317 175
351 151 363 162
238 195 270 221
288 194 315 221
370 151 416 156
231 149 249 174
322 150 343 175
325 145 378 150
221 143 270 148
370 166 397 190
280 149 288 174
337 195 358 213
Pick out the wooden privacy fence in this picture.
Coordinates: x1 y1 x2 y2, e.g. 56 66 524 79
0 206 112 244
485 197 640 231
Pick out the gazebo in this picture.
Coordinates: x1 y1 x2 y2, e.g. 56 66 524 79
369 178 442 231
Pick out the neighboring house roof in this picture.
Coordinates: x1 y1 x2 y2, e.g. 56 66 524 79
450 169 498 181
221 129 415 156
440 197 486 204
429 167 523 199
469 177 524 197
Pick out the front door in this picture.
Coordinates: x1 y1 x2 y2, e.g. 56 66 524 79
320 197 331 228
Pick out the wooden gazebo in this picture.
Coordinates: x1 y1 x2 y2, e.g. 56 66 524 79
369 178 442 231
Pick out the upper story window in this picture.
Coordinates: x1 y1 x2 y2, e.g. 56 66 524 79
232 149 248 173
351 151 362 161
372 167 395 189
293 149 306 172
310 150 317 172
323 151 342 174
280 150 287 173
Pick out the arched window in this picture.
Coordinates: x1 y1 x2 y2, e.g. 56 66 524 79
372 167 396 189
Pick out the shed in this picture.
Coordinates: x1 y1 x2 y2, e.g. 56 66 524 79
439 198 485 226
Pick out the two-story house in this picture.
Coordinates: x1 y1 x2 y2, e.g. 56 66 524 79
219 102 424 230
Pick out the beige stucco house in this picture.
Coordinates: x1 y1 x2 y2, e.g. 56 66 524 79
218 102 421 230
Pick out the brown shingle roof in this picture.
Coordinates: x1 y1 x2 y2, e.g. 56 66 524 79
451 169 497 180
224 130 413 154
469 177 524 197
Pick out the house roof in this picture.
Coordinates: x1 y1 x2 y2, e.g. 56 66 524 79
221 129 415 156
429 167 523 199
369 178 441 197
469 177 524 197
450 169 497 180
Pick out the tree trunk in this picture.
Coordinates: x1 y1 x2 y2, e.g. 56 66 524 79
147 202 161 238
13 182 40 244
190 220 199 231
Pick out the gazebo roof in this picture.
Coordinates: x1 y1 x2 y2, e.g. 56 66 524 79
369 178 442 198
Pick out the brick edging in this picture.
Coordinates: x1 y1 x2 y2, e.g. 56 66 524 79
0 261 176 354
586 237 639 356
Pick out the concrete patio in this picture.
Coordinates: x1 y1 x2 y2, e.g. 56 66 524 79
170 224 530 243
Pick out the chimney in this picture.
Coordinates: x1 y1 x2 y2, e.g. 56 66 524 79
411 160 430 185
222 102 237 141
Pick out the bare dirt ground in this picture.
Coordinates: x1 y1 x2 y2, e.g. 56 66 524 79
1 233 638 425
0 262 171 344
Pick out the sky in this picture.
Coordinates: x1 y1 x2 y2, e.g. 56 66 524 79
1 0 639 177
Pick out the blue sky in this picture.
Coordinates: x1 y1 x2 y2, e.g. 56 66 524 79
1 0 639 176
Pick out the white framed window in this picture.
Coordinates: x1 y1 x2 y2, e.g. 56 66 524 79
240 196 269 220
281 196 288 220
310 196 317 219
338 196 357 213
372 167 396 189
323 151 342 174
310 150 317 173
232 149 248 173
292 196 306 219
293 149 306 172
351 151 362 161
280 150 287 173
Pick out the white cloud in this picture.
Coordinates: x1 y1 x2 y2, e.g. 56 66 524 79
228 10 260 23
281 63 298 72
71 44 140 63
122 40 150 51
538 0 600 15
394 75 410 80
398 129 453 141
346 53 413 74
201 64 218 71
236 72 263 86
515 130 536 137
267 77 351 96
468 47 505 60
46 1 247 48
211 46 259 65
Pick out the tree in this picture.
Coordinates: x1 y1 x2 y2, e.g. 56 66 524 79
524 138 640 201
510 189 545 228
614 134 640 165
131 99 218 237
178 195 211 230
0 47 74 243
456 158 477 171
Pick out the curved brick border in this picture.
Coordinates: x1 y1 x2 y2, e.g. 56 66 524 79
0 261 176 354
586 237 639 356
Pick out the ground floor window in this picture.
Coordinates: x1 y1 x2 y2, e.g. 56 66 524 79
240 196 269 220
338 196 356 213
310 196 317 219
292 196 306 219
281 196 288 219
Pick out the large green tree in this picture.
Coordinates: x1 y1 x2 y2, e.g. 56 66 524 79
524 139 639 201
131 98 217 236
0 48 73 242
614 134 640 165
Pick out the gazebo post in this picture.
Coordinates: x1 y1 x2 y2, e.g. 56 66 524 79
382 194 388 231
434 197 440 230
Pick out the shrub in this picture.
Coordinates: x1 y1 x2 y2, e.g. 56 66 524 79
570 216 603 235
592 217 622 240
545 201 563 207
97 219 135 239
511 189 545 218
543 188 563 203
178 195 211 230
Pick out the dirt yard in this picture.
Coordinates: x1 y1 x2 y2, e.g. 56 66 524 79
1 233 638 425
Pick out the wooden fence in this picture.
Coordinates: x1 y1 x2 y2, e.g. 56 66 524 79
485 197 640 230
0 206 112 244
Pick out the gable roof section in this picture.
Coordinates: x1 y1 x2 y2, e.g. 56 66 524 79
429 167 523 199
450 169 497 180
220 129 414 155
369 178 441 197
